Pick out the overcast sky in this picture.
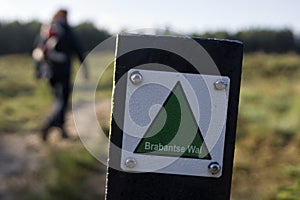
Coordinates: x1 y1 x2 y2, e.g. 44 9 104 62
0 0 299 34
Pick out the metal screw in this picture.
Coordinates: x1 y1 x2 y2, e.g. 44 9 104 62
208 162 221 175
125 157 137 168
214 79 228 90
130 71 143 85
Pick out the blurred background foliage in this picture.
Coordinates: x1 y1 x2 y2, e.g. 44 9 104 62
0 20 300 55
0 21 110 55
0 21 300 199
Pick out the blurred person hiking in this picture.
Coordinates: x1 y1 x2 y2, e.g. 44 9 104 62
32 9 88 141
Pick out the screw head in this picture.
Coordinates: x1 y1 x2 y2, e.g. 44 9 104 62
208 162 221 175
125 157 137 168
130 71 143 85
214 79 228 90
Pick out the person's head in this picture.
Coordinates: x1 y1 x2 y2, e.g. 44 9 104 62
52 9 68 24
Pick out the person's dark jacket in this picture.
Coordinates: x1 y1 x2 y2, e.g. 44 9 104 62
47 20 85 81
33 20 87 81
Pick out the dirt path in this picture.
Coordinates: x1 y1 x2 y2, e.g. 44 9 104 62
0 99 111 200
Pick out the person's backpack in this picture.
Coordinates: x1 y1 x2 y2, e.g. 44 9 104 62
32 23 68 80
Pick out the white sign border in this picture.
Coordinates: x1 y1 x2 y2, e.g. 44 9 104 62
121 69 230 178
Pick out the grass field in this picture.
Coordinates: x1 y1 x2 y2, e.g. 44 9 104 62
0 52 300 199
0 54 112 200
233 52 300 199
0 55 52 132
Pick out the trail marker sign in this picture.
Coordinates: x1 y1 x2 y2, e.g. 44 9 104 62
106 34 243 200
121 69 230 177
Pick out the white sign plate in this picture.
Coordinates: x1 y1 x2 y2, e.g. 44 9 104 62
121 69 230 177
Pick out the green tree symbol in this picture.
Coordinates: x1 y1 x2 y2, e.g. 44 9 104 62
134 82 211 159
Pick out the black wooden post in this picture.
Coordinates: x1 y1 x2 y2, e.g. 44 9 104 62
105 34 243 200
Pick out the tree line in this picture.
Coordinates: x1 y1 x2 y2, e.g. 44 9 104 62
0 21 110 55
0 20 299 55
192 29 300 53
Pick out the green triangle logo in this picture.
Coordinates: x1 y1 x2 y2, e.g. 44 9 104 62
134 82 211 159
